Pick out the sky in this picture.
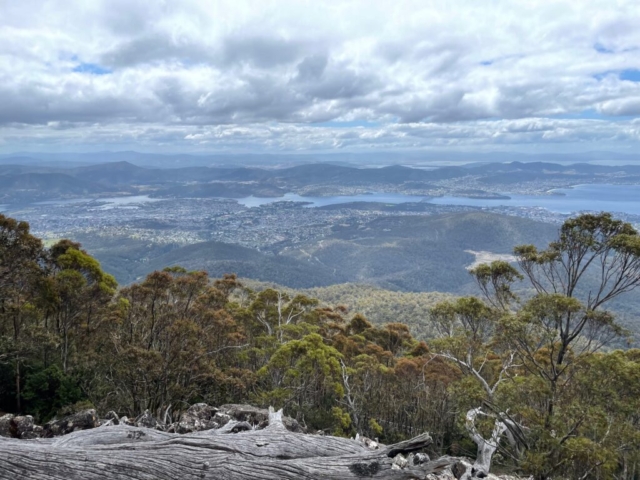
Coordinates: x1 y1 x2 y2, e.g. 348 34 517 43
1 0 640 154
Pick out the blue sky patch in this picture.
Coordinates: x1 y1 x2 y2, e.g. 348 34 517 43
552 109 638 121
594 43 614 54
620 69 640 82
73 62 112 75
593 69 640 82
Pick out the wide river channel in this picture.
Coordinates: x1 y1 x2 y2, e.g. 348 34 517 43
2 184 639 216
237 184 640 216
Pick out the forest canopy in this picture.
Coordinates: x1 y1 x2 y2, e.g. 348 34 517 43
1 212 640 480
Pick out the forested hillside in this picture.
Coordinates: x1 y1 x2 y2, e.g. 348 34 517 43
246 280 640 349
2 212 640 479
243 280 454 339
76 211 558 292
283 212 559 292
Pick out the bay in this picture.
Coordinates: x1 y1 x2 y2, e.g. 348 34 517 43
6 184 640 216
236 184 640 216
34 195 163 207
236 192 428 208
427 184 640 215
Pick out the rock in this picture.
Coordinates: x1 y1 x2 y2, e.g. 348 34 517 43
135 410 162 430
212 411 232 428
392 453 408 469
104 411 119 424
100 411 120 426
411 452 431 465
119 415 134 426
228 421 252 433
174 403 219 433
43 409 100 438
361 436 380 450
218 404 305 432
11 415 43 439
451 459 471 479
0 414 14 438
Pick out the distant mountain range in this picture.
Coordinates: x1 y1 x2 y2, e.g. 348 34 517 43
3 157 640 204
2 149 640 168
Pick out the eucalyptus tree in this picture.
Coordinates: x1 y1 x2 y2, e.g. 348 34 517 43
0 215 46 411
505 213 640 479
429 295 523 478
429 214 640 478
102 268 249 416
45 240 117 373
465 213 640 479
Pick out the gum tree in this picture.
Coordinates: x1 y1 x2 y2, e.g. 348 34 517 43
429 295 524 478
0 215 46 411
505 213 640 478
475 213 640 479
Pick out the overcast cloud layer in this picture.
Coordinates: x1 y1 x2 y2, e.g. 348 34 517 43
1 0 640 153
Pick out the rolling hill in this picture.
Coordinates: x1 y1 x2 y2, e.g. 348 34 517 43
281 212 559 292
130 241 347 287
81 212 559 294
71 210 640 347
4 158 640 204
0 172 119 202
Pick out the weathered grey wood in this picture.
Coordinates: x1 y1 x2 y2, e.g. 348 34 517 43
0 439 452 479
49 423 374 458
0 409 451 479
0 438 452 480
461 408 507 479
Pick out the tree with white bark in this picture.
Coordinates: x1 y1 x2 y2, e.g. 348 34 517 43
431 213 640 479
429 294 524 478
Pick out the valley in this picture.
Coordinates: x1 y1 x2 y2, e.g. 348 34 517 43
3 158 640 345
3 159 640 296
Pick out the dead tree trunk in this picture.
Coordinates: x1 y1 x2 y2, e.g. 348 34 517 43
0 408 453 480
461 407 507 479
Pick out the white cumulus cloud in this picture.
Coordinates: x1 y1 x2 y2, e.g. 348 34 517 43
0 0 639 152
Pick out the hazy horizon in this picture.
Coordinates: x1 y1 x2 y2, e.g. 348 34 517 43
4 149 640 169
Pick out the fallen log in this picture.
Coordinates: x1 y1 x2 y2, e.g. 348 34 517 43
0 408 453 480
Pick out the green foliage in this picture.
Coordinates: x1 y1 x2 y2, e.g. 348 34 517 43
21 365 84 422
331 406 352 436
368 418 383 437
427 212 640 479
2 213 640 479
470 260 523 310
244 280 454 340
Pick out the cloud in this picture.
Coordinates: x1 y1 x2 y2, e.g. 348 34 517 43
598 98 640 116
295 55 328 82
221 34 305 68
3 118 639 153
99 33 215 68
0 0 639 152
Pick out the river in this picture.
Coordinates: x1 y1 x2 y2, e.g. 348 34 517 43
3 184 640 216
236 184 640 216
427 184 640 215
